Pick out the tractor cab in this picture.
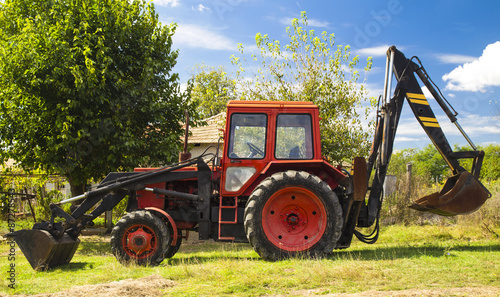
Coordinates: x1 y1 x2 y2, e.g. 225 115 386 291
220 101 326 197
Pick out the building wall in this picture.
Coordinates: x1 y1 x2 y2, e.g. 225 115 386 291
190 143 222 162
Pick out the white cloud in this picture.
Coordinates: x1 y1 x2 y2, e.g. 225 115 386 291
436 54 477 64
174 24 235 51
395 136 422 142
280 17 329 28
394 109 500 148
421 86 433 99
363 82 384 98
153 0 180 7
308 19 330 28
442 41 500 92
356 45 392 57
192 4 211 13
445 114 500 136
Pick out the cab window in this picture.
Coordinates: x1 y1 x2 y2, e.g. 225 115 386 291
275 114 313 159
227 113 267 159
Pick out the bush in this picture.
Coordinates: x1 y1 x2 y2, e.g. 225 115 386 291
35 189 64 221
380 175 500 227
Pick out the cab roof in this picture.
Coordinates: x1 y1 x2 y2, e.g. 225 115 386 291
227 100 317 109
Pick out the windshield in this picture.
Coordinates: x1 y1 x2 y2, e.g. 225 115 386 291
227 113 267 159
275 114 313 159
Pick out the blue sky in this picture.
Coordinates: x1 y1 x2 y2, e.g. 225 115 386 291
152 0 500 150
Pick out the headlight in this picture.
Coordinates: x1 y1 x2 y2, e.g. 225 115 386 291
224 167 256 192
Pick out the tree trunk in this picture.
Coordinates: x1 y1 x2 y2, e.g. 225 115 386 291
67 176 86 197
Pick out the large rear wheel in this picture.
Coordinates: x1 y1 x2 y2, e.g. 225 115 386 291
110 210 169 266
244 170 342 260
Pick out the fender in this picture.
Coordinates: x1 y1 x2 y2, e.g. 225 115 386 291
144 207 179 246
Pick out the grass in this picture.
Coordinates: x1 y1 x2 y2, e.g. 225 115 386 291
1 224 499 296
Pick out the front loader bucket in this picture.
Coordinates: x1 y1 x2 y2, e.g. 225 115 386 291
409 171 490 216
5 229 80 271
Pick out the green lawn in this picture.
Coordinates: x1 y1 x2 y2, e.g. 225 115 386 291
1 224 499 296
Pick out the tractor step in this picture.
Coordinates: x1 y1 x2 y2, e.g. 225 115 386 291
218 197 239 240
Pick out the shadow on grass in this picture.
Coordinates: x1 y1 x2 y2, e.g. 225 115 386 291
41 262 92 272
164 252 260 266
164 243 500 266
329 243 500 261
72 235 500 267
77 241 111 256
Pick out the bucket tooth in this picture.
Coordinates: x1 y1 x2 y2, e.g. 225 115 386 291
410 171 490 216
5 229 80 271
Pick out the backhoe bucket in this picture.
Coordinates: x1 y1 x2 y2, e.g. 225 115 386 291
409 171 490 216
5 229 80 271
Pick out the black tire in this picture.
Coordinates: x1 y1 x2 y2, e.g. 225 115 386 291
110 210 169 266
163 228 182 259
244 170 342 261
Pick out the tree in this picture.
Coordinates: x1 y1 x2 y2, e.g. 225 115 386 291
231 11 374 162
456 144 500 181
387 148 418 178
189 64 236 118
412 144 449 184
0 0 196 195
481 144 500 181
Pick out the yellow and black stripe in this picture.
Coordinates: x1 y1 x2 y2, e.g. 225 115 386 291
419 116 440 128
407 92 429 105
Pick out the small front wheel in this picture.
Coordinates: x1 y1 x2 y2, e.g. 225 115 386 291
164 228 182 259
111 210 169 266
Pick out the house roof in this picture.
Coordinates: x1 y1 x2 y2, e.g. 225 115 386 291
189 113 225 144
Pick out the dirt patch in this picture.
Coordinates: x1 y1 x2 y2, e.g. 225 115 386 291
9 275 175 297
284 286 500 297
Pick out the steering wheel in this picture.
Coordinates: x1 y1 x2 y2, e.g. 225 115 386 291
247 142 264 158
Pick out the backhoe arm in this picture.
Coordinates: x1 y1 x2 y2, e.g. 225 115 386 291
358 46 490 231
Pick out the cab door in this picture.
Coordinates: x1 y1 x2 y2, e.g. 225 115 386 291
221 112 270 196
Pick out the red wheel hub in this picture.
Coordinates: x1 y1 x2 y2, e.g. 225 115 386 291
262 187 327 252
122 224 157 259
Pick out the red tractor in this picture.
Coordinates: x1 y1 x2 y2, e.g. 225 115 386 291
8 46 491 270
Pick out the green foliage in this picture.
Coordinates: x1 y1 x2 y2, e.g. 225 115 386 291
385 144 500 225
231 11 375 162
0 0 195 195
0 164 66 220
389 144 500 185
388 144 448 185
190 64 236 118
414 144 449 183
480 144 500 180
448 144 500 181
387 148 418 178
35 189 64 220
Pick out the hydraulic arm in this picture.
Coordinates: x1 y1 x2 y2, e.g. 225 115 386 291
6 157 211 270
358 46 490 233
